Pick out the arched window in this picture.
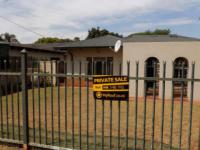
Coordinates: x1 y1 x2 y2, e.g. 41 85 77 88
145 57 160 96
174 57 188 97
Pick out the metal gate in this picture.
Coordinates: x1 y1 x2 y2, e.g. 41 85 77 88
0 50 199 150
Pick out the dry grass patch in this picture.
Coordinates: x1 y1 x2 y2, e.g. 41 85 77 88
0 86 199 149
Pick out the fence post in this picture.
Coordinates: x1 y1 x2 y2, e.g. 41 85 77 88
21 49 29 150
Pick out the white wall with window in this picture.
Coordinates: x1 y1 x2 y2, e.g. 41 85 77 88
123 41 200 101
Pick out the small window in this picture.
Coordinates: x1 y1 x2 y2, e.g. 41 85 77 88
86 57 93 75
0 57 9 71
107 57 113 75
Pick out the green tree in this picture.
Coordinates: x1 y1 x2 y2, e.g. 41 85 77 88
128 29 171 37
34 37 73 44
0 32 19 43
73 37 80 41
86 27 123 39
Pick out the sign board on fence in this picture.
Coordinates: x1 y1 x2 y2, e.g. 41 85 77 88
93 76 129 101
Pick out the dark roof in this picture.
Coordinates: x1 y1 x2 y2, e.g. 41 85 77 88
2 34 199 53
124 34 200 42
56 35 123 49
55 34 200 49
9 43 65 53
0 41 9 45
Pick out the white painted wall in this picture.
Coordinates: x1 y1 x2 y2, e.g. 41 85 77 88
123 41 200 101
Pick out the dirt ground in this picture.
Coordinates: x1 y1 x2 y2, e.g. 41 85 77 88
0 86 199 149
0 143 22 150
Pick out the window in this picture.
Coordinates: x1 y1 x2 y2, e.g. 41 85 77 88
107 57 113 75
86 57 93 75
0 57 9 71
173 57 188 97
86 57 113 75
145 57 160 96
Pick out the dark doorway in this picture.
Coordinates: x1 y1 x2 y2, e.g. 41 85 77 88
95 60 104 75
145 57 160 96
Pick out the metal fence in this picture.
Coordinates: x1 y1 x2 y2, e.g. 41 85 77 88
0 50 199 150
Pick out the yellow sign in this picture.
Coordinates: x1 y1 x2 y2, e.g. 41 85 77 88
93 76 129 101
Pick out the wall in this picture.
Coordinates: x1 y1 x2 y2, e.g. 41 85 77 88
64 47 123 75
123 41 200 101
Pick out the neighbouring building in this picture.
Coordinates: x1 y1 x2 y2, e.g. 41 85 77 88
0 41 66 85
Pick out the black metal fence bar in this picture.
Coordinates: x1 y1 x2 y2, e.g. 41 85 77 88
79 61 82 150
101 61 105 150
160 62 166 150
64 61 68 148
24 70 200 81
134 62 139 150
11 76 14 140
44 61 47 145
16 60 21 141
187 62 195 150
151 62 157 150
5 61 9 139
86 69 89 150
37 61 41 144
125 61 130 150
50 60 54 145
178 64 184 150
21 50 29 146
101 98 105 150
32 60 35 143
57 61 61 146
94 61 97 150
71 61 75 149
143 62 147 150
22 73 200 83
117 63 122 150
169 63 175 150
94 87 97 150
109 98 113 150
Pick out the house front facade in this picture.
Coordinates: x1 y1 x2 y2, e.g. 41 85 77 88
56 34 200 101
56 35 123 76
123 35 200 100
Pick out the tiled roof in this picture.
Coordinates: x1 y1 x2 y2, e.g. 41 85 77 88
55 35 123 49
124 34 200 42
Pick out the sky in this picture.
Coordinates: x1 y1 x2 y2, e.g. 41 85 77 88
0 0 200 43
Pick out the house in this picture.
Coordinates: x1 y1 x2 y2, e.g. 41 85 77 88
2 34 200 100
0 41 67 85
55 34 200 100
0 42 66 71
